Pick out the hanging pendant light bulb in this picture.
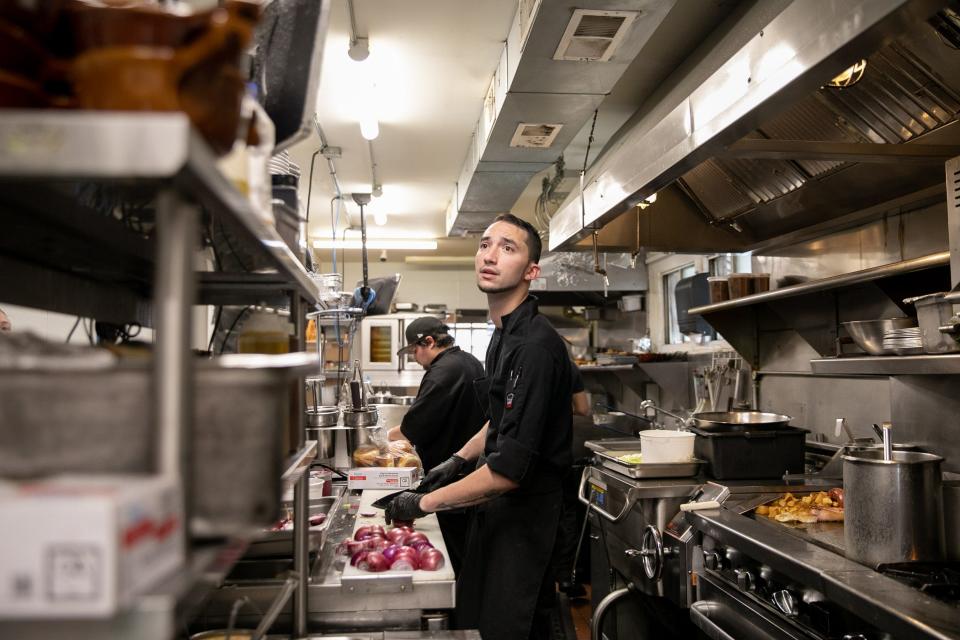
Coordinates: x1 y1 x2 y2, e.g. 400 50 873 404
360 116 379 140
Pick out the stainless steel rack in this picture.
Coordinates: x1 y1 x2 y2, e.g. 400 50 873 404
0 111 319 638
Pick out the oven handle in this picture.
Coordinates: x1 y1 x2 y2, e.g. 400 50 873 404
577 466 638 523
690 601 740 640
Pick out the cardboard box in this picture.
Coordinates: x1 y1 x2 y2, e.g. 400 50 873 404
347 466 421 490
0 475 184 618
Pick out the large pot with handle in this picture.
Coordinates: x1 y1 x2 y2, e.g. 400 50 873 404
843 449 945 567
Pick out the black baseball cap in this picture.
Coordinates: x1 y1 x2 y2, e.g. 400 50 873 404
397 317 448 355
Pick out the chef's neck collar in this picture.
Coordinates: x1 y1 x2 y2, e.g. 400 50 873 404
498 296 538 334
427 345 459 368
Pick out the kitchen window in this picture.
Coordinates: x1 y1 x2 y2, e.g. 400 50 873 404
449 322 493 361
663 263 696 345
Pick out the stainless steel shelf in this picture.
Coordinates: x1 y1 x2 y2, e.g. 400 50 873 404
0 110 320 314
810 354 960 375
281 440 318 494
689 251 950 316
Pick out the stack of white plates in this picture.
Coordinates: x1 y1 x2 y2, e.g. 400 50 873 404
883 327 922 354
268 150 301 180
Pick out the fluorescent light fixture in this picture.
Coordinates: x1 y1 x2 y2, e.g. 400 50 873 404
360 116 379 140
313 239 438 250
373 210 388 226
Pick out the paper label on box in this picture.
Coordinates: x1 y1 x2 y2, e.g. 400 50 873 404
347 467 421 490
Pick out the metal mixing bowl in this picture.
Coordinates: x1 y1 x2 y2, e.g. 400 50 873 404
841 318 916 355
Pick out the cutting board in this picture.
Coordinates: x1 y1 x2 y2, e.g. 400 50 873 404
340 489 456 583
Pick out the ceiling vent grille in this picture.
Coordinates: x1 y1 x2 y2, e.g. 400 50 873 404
554 9 638 62
510 123 563 148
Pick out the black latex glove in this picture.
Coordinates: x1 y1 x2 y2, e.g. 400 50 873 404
384 491 427 525
418 454 468 493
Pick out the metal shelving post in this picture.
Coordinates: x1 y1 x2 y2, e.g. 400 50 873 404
154 189 198 551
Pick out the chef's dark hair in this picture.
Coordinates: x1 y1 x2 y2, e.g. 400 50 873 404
493 213 541 264
419 328 454 349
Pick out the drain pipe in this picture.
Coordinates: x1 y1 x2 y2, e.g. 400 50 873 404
591 582 637 640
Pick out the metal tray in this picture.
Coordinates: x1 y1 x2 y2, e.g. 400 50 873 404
595 449 705 478
245 497 337 558
585 438 642 452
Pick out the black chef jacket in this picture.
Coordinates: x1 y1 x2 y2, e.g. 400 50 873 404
455 295 573 640
399 346 486 472
482 296 573 491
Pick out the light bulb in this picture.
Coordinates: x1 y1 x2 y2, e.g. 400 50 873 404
360 116 379 140
374 210 388 226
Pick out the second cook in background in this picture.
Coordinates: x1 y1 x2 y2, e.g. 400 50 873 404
386 316 486 572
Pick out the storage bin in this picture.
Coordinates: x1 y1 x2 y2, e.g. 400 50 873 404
690 425 808 479
0 352 321 536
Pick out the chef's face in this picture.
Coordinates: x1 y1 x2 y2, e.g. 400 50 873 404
0 311 9 333
412 337 437 369
476 221 540 294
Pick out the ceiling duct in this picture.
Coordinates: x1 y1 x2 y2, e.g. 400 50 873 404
549 0 960 253
445 0 677 236
553 9 639 61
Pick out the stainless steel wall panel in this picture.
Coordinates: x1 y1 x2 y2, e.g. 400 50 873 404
758 375 891 443
890 375 960 473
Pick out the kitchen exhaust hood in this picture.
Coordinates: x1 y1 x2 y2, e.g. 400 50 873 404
445 0 678 236
549 0 960 254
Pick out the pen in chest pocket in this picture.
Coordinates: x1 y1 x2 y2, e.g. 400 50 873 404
505 366 522 408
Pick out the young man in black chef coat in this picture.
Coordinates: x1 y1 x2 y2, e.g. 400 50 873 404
385 316 485 572
385 213 573 640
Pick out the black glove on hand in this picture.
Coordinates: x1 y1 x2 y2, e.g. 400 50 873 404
418 454 468 493
384 491 427 525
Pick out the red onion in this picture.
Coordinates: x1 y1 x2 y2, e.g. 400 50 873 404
405 531 430 546
359 551 390 572
382 544 402 562
350 550 368 567
386 528 409 545
409 540 433 552
418 548 444 571
390 556 418 571
392 519 415 529
309 513 326 526
335 539 365 556
362 536 388 551
353 525 386 541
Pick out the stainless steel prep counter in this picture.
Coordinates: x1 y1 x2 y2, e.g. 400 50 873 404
198 488 457 633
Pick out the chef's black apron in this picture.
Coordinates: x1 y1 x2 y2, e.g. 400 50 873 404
455 478 562 639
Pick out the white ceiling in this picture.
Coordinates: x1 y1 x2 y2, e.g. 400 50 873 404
289 0 741 261
289 0 518 258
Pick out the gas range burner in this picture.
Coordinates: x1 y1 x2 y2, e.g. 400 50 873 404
877 562 960 606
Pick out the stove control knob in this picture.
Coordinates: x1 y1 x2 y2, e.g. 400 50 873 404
735 569 755 591
703 550 722 570
772 590 799 617
639 525 664 581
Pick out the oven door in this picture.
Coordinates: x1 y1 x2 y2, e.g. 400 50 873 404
360 318 400 371
693 571 815 640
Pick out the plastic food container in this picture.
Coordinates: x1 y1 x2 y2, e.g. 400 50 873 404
727 273 753 298
640 430 696 463
707 276 729 303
